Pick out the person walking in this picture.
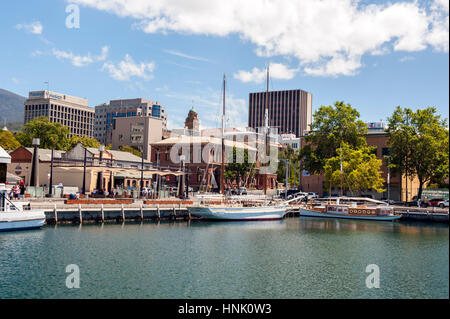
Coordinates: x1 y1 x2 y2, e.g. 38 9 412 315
19 181 26 199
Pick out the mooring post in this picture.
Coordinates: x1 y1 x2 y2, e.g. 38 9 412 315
173 204 176 219
101 204 104 223
121 204 125 222
78 204 82 224
157 204 161 220
140 204 144 221
54 204 58 224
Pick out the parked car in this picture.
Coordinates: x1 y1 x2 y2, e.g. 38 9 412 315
231 188 240 195
307 192 319 199
428 198 446 207
281 189 300 198
437 200 449 208
406 199 429 208
287 192 307 200
238 187 248 195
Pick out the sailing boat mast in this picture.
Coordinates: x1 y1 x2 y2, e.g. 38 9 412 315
221 73 226 195
263 64 270 196
340 143 343 197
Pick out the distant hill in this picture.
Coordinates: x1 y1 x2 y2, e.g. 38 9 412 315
0 88 25 124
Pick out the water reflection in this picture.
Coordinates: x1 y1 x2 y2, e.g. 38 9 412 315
294 217 448 236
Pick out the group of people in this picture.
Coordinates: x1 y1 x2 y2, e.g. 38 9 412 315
91 188 116 198
9 181 26 199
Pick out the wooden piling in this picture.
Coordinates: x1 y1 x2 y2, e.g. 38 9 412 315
140 204 144 221
54 204 58 224
121 204 125 222
78 204 82 224
157 204 161 220
101 204 104 223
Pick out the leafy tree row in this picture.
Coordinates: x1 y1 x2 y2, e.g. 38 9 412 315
0 116 143 158
298 101 449 198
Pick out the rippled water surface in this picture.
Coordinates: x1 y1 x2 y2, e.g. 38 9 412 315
0 218 448 299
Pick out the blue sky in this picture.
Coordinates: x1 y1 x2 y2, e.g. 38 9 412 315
0 0 448 129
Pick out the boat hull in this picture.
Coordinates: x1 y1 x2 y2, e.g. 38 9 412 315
299 208 401 221
188 206 286 221
0 211 46 232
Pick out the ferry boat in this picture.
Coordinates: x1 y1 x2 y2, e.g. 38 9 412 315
0 184 46 231
299 197 401 221
187 69 286 221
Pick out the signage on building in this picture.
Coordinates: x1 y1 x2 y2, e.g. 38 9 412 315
422 189 449 200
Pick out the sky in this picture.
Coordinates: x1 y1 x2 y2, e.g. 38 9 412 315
0 0 448 130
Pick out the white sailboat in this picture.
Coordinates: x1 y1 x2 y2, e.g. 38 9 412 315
188 69 287 221
0 184 46 231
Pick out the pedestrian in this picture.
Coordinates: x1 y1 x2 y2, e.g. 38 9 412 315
19 181 26 199
13 185 20 199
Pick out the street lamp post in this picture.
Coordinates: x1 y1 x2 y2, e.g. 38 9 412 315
140 151 145 198
30 138 40 187
186 164 190 199
179 155 186 199
384 155 391 205
82 146 87 195
48 147 54 197
97 145 105 193
281 159 289 199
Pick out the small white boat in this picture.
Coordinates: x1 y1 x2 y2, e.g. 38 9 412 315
299 197 401 221
0 184 46 232
188 205 286 221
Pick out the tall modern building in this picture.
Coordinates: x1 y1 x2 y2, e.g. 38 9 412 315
248 89 312 137
94 98 167 144
24 90 94 137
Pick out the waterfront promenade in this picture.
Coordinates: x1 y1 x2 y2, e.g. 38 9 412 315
18 197 450 224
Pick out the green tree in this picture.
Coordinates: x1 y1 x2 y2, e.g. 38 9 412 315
15 116 70 150
324 143 385 195
299 101 368 175
387 106 449 199
225 146 256 187
67 135 101 150
0 129 21 151
118 145 142 157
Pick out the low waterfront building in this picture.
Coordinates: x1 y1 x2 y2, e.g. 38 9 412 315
24 90 94 137
151 109 281 191
0 146 11 183
7 144 182 195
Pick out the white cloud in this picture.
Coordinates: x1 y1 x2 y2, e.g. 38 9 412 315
164 49 210 62
16 21 43 34
163 88 247 129
399 56 415 62
69 0 449 77
233 62 298 83
52 46 109 67
11 77 20 84
102 54 155 81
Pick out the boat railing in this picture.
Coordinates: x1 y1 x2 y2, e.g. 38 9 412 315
0 192 24 213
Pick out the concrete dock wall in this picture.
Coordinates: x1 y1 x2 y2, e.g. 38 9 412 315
44 206 191 224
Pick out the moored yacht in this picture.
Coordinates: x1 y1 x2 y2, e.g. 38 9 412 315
187 69 286 221
0 184 46 231
299 197 401 221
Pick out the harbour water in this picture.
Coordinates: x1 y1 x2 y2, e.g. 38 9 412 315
0 218 448 299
